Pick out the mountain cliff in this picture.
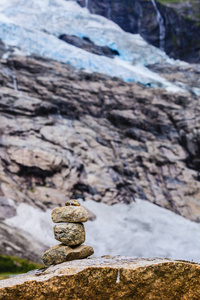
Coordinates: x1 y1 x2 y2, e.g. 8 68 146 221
1 53 200 261
0 0 200 262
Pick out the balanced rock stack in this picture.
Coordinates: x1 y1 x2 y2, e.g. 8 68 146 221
42 199 94 267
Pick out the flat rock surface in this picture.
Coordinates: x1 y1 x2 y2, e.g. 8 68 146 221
52 206 89 223
42 244 94 266
1 257 200 299
54 223 85 246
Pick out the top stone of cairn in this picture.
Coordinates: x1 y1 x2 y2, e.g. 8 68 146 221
52 202 89 223
65 199 80 206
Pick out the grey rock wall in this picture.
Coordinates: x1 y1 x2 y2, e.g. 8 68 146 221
0 55 200 222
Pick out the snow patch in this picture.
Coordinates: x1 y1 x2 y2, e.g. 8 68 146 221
5 199 200 263
82 199 200 262
5 203 56 247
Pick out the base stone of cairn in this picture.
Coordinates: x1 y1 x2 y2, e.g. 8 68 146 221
42 199 94 266
42 245 94 267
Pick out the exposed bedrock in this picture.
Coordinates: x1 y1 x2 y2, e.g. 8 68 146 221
59 34 119 58
1 257 200 300
0 54 200 226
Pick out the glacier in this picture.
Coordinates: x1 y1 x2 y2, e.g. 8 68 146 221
0 0 189 91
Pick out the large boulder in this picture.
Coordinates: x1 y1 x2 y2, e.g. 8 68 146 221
1 257 200 299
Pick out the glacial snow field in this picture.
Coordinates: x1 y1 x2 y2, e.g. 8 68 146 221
0 0 190 92
5 199 200 263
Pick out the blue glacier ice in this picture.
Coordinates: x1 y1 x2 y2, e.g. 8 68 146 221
0 0 190 91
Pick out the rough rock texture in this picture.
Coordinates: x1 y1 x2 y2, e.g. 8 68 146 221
148 62 200 91
77 0 200 62
1 53 200 259
54 223 85 246
1 257 200 299
52 206 89 223
157 0 200 22
1 55 200 223
42 244 94 266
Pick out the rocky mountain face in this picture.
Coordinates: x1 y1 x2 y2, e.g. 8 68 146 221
0 0 200 262
77 0 200 62
1 257 200 299
160 0 200 22
0 54 200 220
0 51 200 260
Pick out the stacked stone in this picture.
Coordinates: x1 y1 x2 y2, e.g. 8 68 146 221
42 200 94 267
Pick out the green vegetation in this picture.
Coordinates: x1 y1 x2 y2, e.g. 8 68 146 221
156 0 179 3
0 255 43 279
155 0 200 22
171 34 178 47
157 0 182 4
29 186 35 192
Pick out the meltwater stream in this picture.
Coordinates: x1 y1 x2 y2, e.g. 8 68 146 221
150 0 165 51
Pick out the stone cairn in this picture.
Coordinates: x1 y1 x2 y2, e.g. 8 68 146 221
42 199 94 267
